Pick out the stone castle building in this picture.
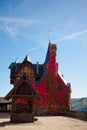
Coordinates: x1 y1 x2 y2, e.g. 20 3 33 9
5 42 71 119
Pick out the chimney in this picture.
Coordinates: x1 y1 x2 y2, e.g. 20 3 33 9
36 61 39 74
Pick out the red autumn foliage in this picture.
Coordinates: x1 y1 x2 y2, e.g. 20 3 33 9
14 98 28 105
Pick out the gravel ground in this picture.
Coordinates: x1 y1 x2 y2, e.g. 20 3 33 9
0 113 87 130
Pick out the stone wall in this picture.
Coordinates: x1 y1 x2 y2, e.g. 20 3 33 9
66 111 87 121
10 113 34 123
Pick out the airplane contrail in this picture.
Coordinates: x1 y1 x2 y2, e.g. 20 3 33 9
53 29 87 42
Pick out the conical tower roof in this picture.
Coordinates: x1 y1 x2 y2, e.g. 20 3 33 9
44 42 50 64
23 55 31 63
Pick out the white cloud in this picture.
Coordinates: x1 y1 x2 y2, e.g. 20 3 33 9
53 30 87 42
0 16 40 38
29 29 87 51
29 44 47 52
0 17 39 24
5 25 16 38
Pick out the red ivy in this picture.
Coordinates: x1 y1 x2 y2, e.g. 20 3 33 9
14 98 28 105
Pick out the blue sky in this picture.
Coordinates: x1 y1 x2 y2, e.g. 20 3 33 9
0 0 87 98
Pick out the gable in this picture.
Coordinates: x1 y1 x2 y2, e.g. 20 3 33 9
20 64 34 75
5 78 40 100
15 82 35 95
17 62 35 76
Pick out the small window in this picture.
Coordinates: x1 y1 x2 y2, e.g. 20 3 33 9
23 76 27 80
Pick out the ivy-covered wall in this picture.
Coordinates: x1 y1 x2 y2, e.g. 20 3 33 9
34 44 71 115
7 43 71 116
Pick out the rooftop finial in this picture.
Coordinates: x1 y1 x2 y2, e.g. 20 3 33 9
15 58 18 63
26 55 30 62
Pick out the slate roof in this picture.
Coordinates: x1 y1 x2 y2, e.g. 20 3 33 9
33 64 43 77
5 78 40 100
0 97 11 104
58 71 67 85
22 55 31 63
9 54 44 79
44 43 50 64
9 42 54 78
9 55 31 75
9 62 21 75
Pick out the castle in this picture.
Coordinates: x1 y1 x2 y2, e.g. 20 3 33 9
5 42 71 121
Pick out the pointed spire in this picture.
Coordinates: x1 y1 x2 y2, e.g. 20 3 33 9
49 40 51 44
44 41 57 64
23 55 31 63
44 42 50 64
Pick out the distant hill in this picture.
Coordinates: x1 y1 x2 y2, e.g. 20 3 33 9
71 98 87 112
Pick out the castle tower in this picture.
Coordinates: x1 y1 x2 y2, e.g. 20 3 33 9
45 42 58 76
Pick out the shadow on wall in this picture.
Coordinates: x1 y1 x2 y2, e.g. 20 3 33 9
0 112 10 119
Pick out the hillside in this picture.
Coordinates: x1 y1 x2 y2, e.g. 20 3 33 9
71 98 87 111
